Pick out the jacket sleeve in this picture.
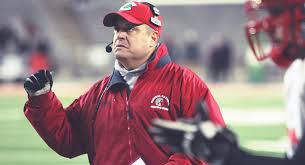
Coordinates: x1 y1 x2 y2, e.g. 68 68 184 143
180 69 225 126
162 70 225 164
23 81 101 158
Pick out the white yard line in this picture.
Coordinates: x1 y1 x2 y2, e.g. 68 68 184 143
222 108 285 125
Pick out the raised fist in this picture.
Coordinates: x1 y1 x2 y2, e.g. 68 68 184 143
24 70 53 96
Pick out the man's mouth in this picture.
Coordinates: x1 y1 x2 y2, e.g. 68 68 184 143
115 42 128 48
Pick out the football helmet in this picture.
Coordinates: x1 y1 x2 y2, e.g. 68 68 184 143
245 0 305 68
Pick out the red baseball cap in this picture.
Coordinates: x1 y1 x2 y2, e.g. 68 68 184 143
103 1 162 36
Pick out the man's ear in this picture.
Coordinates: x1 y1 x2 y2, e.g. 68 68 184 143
150 31 159 47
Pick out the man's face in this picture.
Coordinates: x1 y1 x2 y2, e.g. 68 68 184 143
112 18 157 68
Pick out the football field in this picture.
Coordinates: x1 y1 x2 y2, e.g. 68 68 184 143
0 82 287 164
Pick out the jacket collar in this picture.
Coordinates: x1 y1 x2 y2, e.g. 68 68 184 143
108 43 171 90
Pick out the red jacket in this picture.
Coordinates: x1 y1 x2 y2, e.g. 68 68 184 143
24 44 225 165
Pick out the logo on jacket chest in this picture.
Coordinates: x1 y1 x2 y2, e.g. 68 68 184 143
150 95 170 111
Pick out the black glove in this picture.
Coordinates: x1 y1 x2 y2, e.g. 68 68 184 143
194 123 238 165
149 101 211 153
149 101 238 165
24 69 53 96
149 118 198 153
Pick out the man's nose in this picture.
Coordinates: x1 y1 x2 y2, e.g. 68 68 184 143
116 30 128 39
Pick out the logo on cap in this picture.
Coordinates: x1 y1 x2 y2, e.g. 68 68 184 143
119 2 137 11
152 6 160 16
150 16 162 27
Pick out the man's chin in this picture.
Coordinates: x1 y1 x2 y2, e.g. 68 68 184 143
114 53 128 60
114 50 129 57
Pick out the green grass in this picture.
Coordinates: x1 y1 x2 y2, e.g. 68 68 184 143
216 95 284 109
231 124 286 141
232 124 286 155
0 96 87 164
0 91 286 164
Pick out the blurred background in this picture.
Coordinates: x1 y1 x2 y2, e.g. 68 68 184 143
0 0 287 164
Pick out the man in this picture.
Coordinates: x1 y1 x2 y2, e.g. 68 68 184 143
149 0 305 164
23 1 225 165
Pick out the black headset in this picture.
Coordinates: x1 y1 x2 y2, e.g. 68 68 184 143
105 2 160 53
105 42 113 53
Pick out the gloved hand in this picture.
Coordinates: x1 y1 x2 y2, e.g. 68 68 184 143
149 117 198 153
149 102 210 153
194 122 238 165
24 70 53 96
149 101 238 165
